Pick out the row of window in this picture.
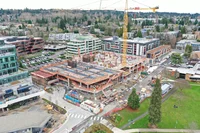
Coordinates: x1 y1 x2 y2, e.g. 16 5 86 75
0 56 16 63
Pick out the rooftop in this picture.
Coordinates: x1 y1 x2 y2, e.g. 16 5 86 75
31 70 55 79
177 39 197 44
146 45 171 54
103 37 159 44
0 111 52 133
41 61 121 85
71 35 99 42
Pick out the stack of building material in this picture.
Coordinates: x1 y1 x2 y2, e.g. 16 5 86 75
83 54 95 62
68 60 77 68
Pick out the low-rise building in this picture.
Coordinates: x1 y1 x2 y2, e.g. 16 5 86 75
146 45 171 65
0 111 52 133
166 62 200 82
176 39 200 51
182 34 197 40
44 44 67 51
49 33 78 41
67 35 101 55
3 36 44 56
102 36 160 56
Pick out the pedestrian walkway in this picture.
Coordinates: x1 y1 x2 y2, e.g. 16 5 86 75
67 113 103 121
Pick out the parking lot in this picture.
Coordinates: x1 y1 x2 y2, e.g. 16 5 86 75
21 52 64 71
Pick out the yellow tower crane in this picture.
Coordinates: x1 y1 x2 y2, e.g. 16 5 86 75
122 5 159 67
122 0 129 67
129 6 159 13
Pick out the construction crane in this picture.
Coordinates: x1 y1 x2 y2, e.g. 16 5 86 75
122 0 129 67
122 2 159 66
129 6 159 13
129 6 159 23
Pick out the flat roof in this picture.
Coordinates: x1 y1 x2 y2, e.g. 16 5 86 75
0 111 52 133
146 45 171 54
41 61 121 85
31 70 55 78
103 37 159 44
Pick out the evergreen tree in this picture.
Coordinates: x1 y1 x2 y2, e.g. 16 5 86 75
148 78 162 127
128 89 140 109
137 30 142 38
155 25 160 32
46 26 49 32
59 19 66 30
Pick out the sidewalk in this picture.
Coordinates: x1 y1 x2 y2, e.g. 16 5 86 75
124 128 200 133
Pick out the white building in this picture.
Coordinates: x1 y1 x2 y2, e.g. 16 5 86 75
48 33 79 41
80 100 101 114
67 35 101 55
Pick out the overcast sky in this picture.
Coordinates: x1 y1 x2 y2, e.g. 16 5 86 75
1 0 199 13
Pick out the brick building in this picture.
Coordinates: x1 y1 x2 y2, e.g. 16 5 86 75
4 36 44 56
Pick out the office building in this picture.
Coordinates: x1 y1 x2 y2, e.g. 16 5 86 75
102 36 160 56
67 35 101 55
0 39 44 111
0 38 28 85
4 36 44 56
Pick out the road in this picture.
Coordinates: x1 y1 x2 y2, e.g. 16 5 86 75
41 87 93 133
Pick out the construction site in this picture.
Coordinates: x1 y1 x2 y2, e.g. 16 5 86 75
32 51 148 93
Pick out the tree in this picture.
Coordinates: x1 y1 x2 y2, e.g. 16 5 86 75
148 78 162 127
174 79 190 91
184 44 192 58
59 19 66 30
128 89 140 109
18 25 22 29
74 29 79 33
181 26 186 34
134 20 138 25
87 20 92 26
155 25 160 32
46 26 49 32
117 28 123 37
137 30 142 38
194 19 198 25
170 53 183 65
165 21 168 29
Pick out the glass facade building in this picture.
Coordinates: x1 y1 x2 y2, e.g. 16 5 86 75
0 40 28 85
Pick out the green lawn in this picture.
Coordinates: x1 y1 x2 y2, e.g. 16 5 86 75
113 98 150 128
128 84 200 129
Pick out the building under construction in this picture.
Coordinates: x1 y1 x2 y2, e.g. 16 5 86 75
31 52 148 94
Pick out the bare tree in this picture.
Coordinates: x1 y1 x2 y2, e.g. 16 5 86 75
174 79 191 91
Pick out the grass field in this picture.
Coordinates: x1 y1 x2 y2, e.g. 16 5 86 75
113 98 150 128
128 84 200 129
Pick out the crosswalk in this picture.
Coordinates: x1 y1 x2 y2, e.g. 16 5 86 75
67 113 103 121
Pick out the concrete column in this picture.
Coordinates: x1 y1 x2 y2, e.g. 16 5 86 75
79 82 82 87
2 108 4 113
87 85 89 89
67 78 70 87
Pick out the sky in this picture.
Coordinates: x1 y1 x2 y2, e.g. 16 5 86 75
1 0 200 13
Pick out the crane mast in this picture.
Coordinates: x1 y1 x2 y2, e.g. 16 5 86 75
122 0 128 67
